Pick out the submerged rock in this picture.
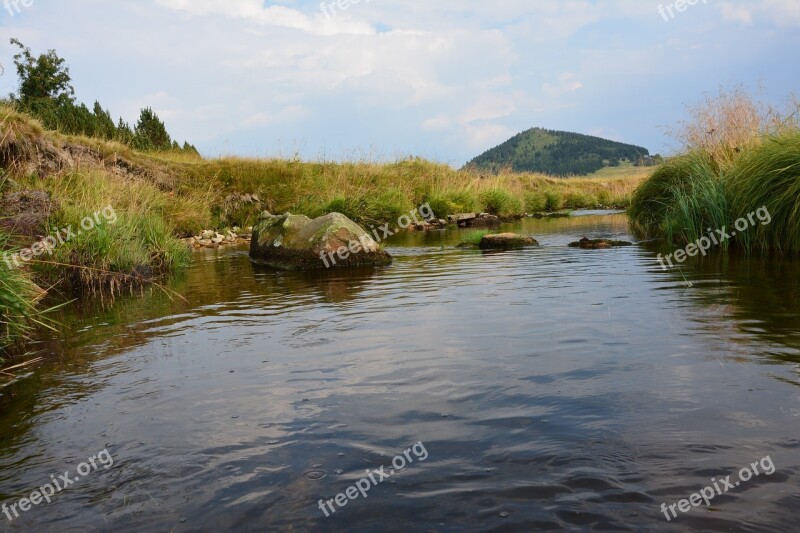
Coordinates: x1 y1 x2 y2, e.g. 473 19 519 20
249 212 392 270
569 237 633 249
479 233 539 250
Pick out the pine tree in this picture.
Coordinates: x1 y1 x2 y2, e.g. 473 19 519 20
133 107 171 151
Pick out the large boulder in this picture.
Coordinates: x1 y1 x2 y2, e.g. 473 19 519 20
249 212 392 270
479 233 539 250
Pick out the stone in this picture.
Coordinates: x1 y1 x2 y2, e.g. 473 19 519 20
448 213 478 224
249 212 392 270
468 214 502 228
569 237 633 249
479 233 539 250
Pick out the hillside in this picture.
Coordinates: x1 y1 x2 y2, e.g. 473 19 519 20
465 128 651 176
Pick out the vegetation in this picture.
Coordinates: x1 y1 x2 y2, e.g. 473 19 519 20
465 127 653 176
0 42 649 358
8 39 198 155
459 230 490 247
629 88 800 254
0 231 43 361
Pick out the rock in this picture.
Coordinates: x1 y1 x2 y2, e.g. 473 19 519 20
448 213 478 226
479 233 539 250
468 214 502 228
201 230 215 239
249 212 392 270
220 193 263 227
569 237 633 249
531 212 571 219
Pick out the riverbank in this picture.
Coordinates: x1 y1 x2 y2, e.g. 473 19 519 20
628 89 800 253
0 105 648 359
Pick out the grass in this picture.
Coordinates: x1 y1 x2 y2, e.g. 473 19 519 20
0 231 50 361
0 104 647 355
630 88 800 254
12 170 192 292
459 230 490 247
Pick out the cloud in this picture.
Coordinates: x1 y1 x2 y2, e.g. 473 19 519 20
462 123 515 149
542 73 583 98
154 0 376 35
718 2 754 24
459 95 517 123
242 105 310 129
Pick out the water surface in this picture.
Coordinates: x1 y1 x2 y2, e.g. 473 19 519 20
1 213 799 532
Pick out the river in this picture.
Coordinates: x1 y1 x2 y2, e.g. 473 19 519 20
1 212 798 532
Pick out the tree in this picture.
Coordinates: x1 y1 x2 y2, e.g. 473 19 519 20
10 38 74 106
133 107 171 151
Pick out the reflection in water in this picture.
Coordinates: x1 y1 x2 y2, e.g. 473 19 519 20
0 213 799 532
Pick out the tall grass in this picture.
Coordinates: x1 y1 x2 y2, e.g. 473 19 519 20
726 130 800 254
0 232 47 360
16 171 191 291
631 112 800 255
628 151 721 241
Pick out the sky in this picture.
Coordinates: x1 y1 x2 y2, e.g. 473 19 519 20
0 0 798 167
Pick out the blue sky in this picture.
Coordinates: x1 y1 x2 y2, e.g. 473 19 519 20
1 0 798 166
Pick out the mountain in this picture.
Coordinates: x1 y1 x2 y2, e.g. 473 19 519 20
464 128 651 177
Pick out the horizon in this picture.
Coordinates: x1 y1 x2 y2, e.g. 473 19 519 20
1 0 799 166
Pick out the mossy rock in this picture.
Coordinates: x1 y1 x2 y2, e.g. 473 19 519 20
569 237 632 249
249 212 392 270
479 233 539 250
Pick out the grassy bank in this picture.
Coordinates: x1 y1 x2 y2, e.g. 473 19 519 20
149 155 646 231
0 105 647 357
629 90 800 254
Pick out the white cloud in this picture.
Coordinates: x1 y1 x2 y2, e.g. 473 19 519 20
459 95 517 123
242 105 310 129
542 73 584 98
421 115 451 132
462 123 515 149
718 2 754 24
154 0 376 35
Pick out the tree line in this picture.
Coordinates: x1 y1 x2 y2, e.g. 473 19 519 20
6 39 199 155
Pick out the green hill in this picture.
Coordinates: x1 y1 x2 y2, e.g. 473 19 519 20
465 128 651 177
